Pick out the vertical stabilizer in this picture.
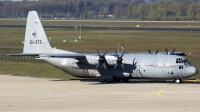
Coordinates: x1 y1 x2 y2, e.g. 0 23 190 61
23 11 52 53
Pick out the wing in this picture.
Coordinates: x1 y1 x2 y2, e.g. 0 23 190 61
39 53 86 59
6 53 86 59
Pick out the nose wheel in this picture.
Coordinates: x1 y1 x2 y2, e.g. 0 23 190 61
99 79 106 83
175 79 182 84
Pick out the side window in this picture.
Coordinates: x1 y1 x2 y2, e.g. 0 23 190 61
179 65 183 69
183 60 186 65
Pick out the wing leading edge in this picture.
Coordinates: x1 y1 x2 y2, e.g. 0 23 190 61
6 53 86 59
39 53 86 59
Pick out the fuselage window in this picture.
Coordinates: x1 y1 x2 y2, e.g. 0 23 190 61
179 65 183 69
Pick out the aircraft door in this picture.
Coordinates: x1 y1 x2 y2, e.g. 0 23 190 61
179 65 185 78
83 69 89 76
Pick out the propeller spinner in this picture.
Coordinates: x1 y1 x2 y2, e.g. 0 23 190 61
96 50 107 69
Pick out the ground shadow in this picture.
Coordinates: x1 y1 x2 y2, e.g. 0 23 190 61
50 78 200 85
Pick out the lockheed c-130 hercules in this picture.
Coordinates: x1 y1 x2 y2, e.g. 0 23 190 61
7 11 198 84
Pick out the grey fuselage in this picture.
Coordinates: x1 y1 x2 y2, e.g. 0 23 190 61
43 53 197 80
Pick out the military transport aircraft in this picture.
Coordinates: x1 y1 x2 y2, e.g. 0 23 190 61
7 11 198 84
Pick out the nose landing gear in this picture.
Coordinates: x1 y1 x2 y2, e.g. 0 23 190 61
175 79 182 84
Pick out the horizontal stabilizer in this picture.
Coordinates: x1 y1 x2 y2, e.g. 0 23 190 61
6 53 39 56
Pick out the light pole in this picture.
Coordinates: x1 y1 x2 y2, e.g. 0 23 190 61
79 14 82 40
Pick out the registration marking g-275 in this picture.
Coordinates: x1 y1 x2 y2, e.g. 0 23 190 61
30 40 42 44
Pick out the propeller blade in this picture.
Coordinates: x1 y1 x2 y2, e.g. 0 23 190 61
121 64 125 69
121 50 126 57
155 49 159 55
103 50 107 56
148 49 151 54
133 58 137 66
115 50 119 57
96 63 100 68
103 63 107 69
165 48 168 54
134 62 137 66
97 49 100 56
114 63 118 69
171 48 176 54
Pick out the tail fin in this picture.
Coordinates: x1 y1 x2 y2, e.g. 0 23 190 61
23 11 52 53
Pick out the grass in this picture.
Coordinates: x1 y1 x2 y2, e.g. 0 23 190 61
0 60 75 79
1 19 200 28
1 28 200 54
1 27 200 79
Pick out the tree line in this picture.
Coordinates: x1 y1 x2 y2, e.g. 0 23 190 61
0 0 200 21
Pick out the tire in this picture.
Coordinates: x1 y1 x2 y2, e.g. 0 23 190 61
114 78 121 83
107 79 114 83
99 79 106 83
175 79 182 84
122 78 129 83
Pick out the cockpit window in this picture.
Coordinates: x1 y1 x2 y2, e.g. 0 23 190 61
176 58 191 66
176 58 183 63
183 60 186 65
185 59 191 66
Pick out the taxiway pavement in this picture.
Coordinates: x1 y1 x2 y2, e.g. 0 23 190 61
0 74 200 112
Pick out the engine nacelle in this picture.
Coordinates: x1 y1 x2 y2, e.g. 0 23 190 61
84 55 99 65
105 55 117 65
83 55 117 66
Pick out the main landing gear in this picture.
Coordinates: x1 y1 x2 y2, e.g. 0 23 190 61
99 78 129 83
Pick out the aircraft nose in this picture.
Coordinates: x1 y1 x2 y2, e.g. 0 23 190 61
186 66 198 77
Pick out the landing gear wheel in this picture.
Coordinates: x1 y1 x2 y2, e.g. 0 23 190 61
175 79 182 84
99 79 106 83
107 79 114 83
114 78 121 83
122 78 129 83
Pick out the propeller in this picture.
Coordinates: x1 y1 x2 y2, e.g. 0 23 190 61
133 58 137 67
165 48 176 55
148 49 151 54
148 49 159 55
114 50 126 69
165 48 169 55
171 48 176 55
96 50 107 69
155 49 159 55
